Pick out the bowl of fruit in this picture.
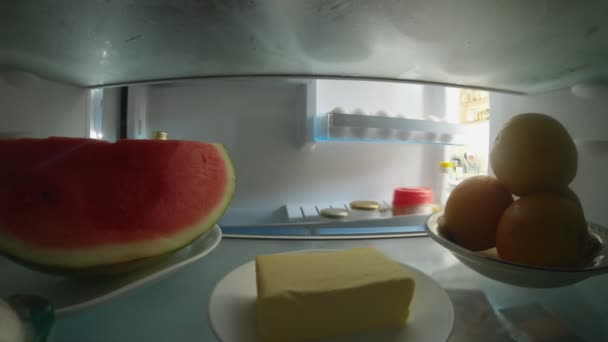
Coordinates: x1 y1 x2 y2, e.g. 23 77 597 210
426 210 607 288
426 113 608 288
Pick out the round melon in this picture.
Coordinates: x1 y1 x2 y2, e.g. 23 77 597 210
0 137 235 270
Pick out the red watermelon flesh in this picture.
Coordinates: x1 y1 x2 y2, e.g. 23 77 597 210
0 137 235 268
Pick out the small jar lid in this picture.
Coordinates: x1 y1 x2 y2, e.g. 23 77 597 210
393 187 433 207
152 131 168 140
319 208 349 218
350 200 380 211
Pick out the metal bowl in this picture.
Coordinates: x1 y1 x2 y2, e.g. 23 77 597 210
425 211 608 288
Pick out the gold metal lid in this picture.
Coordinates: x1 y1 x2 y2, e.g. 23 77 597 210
350 200 380 211
152 131 168 140
319 208 349 219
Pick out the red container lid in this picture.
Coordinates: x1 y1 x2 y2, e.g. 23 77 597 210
393 187 433 207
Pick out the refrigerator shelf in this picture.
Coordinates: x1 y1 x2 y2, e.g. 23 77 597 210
313 113 470 146
220 211 430 239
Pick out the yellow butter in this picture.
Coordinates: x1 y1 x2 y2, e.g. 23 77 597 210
255 248 415 342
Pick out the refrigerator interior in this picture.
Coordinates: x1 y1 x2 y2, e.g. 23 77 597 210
1 75 495 228
2 74 605 229
2 3 608 340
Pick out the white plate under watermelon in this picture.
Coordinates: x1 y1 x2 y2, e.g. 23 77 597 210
0 225 222 315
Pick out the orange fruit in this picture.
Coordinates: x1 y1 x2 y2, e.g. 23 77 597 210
490 113 577 196
558 187 584 211
496 194 587 268
444 176 513 251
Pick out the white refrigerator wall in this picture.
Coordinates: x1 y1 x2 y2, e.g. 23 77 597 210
0 74 87 138
490 89 608 226
145 80 446 222
101 87 121 142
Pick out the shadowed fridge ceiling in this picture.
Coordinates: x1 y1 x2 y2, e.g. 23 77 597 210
1 0 607 93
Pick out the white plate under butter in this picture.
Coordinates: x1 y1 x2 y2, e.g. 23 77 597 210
208 250 454 342
0 225 222 315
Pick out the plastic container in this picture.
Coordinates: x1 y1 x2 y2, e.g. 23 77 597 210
439 161 454 207
392 187 433 216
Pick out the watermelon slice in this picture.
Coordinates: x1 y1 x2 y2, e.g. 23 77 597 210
0 137 235 270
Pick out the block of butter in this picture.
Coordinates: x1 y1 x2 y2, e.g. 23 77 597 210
255 247 415 342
